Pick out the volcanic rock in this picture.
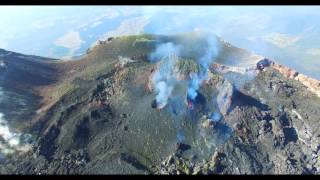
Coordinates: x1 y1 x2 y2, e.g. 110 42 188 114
1 34 320 175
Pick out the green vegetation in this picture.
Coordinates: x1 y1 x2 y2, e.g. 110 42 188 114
132 37 156 48
81 60 116 81
176 58 205 76
47 81 79 107
112 35 156 58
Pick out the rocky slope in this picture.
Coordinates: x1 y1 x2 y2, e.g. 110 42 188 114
159 59 320 174
271 63 320 97
0 33 319 174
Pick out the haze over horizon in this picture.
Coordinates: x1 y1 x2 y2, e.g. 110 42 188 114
0 6 319 79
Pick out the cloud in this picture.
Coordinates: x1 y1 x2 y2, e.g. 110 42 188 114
119 7 142 17
302 26 315 34
54 31 84 49
262 33 301 48
0 28 17 49
0 40 8 49
100 16 150 40
31 20 55 29
306 48 320 56
77 8 120 30
90 21 102 28
54 30 84 56
101 8 120 19
247 36 258 42
229 14 272 30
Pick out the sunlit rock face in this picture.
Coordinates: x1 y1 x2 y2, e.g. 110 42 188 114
272 62 320 97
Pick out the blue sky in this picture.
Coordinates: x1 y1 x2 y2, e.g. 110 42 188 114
0 6 319 79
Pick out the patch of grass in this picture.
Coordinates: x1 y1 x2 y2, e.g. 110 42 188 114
80 60 116 81
176 58 205 76
132 37 156 47
77 34 160 81
111 36 156 58
49 81 79 102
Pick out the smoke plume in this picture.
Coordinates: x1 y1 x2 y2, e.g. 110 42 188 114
187 34 220 102
0 88 33 157
150 42 181 108
150 32 221 109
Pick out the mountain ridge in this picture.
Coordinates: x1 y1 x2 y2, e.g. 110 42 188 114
0 34 319 174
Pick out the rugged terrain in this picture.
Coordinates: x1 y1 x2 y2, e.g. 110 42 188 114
0 33 319 174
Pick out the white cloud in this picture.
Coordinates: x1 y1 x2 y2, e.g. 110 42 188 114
262 33 301 48
77 8 120 30
31 20 55 29
0 29 16 49
100 16 150 41
54 31 84 49
54 30 84 56
172 16 186 26
0 40 8 49
306 48 320 56
229 14 272 30
119 7 141 17
101 9 120 19
247 36 258 42
302 26 315 34
91 21 102 28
